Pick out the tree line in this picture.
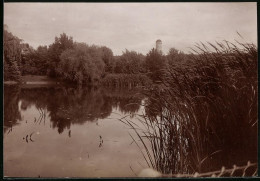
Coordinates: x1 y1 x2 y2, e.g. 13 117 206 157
4 25 190 85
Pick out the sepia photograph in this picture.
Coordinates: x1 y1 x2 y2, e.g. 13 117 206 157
3 2 258 178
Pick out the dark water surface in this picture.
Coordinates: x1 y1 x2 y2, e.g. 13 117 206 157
4 85 148 177
4 85 257 177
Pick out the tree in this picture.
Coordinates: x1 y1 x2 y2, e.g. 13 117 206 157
100 46 114 73
58 43 105 85
167 48 187 67
35 46 49 75
145 48 167 82
4 25 22 81
47 33 74 77
114 50 145 74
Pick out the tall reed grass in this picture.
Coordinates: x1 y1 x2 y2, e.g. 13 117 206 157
122 40 257 176
101 73 152 87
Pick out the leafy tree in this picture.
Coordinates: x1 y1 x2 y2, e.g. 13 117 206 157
21 46 37 75
114 56 125 74
47 33 74 77
35 46 49 75
4 25 22 81
100 46 114 73
21 45 49 75
21 44 35 75
58 43 105 85
145 48 167 82
114 50 145 74
167 48 187 67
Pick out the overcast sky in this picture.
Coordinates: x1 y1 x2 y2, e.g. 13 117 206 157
4 3 257 55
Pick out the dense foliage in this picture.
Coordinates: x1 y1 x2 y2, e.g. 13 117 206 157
57 43 106 84
45 33 74 77
5 26 194 86
145 48 167 82
4 26 22 81
114 50 146 74
166 47 190 66
6 27 187 85
21 44 49 75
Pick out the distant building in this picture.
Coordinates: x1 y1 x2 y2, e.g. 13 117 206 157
156 39 162 54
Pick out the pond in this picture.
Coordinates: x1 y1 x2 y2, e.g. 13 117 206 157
3 84 257 177
4 85 148 177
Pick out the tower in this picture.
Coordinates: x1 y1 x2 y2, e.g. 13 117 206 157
156 39 162 54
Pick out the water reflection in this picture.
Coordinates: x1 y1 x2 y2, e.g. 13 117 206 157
4 85 147 177
4 85 21 133
4 85 143 134
4 84 257 177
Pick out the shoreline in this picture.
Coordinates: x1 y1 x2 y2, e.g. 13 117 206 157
4 74 151 87
4 81 18 85
4 75 60 85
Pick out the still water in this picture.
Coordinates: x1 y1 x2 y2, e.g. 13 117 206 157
4 85 148 177
4 84 257 177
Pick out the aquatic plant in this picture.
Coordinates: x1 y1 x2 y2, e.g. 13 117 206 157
122 40 258 176
101 73 152 87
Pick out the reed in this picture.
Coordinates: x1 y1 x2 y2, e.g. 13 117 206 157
101 73 152 87
122 40 258 176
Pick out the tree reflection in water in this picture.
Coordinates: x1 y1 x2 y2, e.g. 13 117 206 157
4 85 143 134
4 85 21 133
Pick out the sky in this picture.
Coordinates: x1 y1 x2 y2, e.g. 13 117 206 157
4 3 257 55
